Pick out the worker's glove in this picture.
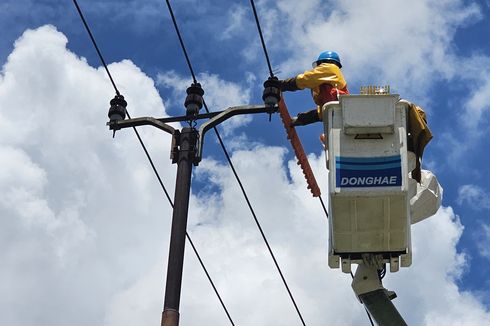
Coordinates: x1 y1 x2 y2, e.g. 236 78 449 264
290 109 321 127
279 78 300 92
264 77 299 92
262 77 281 89
290 115 301 127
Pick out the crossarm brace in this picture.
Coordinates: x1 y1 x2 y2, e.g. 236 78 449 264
196 104 278 163
107 116 177 135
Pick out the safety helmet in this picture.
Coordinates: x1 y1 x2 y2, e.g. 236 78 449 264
313 51 342 68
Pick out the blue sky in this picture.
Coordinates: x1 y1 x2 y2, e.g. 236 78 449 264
1 0 490 325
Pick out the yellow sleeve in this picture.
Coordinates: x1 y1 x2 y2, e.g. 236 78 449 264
295 63 347 90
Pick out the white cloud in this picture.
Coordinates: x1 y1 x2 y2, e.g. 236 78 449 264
457 184 490 210
109 143 490 325
263 0 480 102
2 24 490 326
0 25 175 325
220 5 248 40
256 0 490 165
460 55 490 130
474 223 490 259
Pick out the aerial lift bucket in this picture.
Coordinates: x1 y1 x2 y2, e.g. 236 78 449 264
324 94 412 273
323 93 412 325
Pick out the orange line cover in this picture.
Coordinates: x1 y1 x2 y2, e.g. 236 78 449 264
278 98 321 197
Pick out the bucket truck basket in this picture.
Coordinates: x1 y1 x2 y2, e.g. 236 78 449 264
323 94 412 273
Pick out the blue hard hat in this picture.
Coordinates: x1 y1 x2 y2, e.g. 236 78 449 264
313 51 342 68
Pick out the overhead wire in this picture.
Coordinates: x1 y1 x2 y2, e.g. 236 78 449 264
164 0 306 325
71 1 234 325
250 0 331 223
164 0 198 84
249 4 308 324
318 195 329 219
72 0 120 96
249 1 376 326
350 271 375 326
249 0 274 77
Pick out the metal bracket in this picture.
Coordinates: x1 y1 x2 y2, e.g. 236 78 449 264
195 104 278 164
352 262 407 325
107 116 177 135
352 263 384 298
170 130 181 163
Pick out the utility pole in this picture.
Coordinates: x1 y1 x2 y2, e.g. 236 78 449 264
161 127 197 325
107 78 281 326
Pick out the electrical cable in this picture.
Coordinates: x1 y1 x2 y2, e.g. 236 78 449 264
250 0 331 224
72 0 120 96
72 1 235 325
164 0 198 84
252 0 330 223
350 271 375 326
130 117 236 325
250 0 274 77
378 264 386 280
164 1 306 325
126 111 235 325
205 106 308 326
318 195 329 219
249 2 376 326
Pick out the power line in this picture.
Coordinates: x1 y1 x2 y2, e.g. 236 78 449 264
164 1 306 324
318 196 329 219
164 0 197 83
248 5 308 324
208 113 306 326
250 0 274 78
72 0 120 96
133 122 236 325
127 111 236 325
71 1 234 325
350 272 375 326
248 2 377 325
249 0 331 224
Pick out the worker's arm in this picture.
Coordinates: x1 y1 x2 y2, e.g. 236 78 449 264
291 109 321 126
296 63 347 90
278 63 347 92
279 77 301 92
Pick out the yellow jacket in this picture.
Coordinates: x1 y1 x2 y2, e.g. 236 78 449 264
296 63 348 106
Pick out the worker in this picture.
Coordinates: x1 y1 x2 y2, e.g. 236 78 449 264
277 50 349 126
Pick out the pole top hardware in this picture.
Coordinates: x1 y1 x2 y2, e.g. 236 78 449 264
108 94 128 137
107 104 278 165
262 76 281 107
108 94 127 121
184 83 204 118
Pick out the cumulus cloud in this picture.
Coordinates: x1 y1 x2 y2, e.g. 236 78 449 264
267 0 480 99
474 223 490 259
220 5 248 40
256 0 489 167
109 144 490 325
457 184 490 210
460 55 490 129
2 23 490 326
0 25 174 325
